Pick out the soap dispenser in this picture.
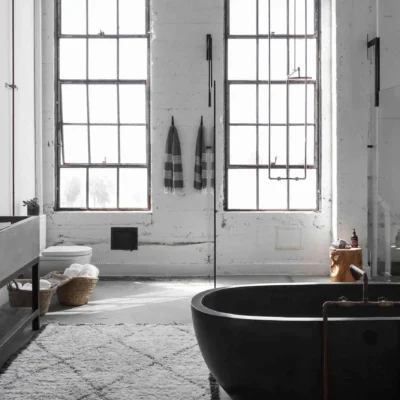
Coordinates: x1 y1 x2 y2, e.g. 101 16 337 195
351 229 358 248
395 230 400 249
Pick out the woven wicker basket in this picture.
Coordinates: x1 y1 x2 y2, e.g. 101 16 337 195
54 271 98 307
7 279 56 316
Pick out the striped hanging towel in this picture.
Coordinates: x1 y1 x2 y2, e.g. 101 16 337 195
164 123 183 194
210 139 215 192
194 124 208 192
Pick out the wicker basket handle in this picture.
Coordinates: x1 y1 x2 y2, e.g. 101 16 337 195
7 279 20 292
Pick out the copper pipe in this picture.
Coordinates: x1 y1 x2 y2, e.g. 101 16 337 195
349 264 368 302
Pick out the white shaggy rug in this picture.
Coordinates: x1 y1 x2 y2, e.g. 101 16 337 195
0 324 220 400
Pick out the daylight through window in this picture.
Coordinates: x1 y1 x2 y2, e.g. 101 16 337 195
56 0 150 210
226 0 320 211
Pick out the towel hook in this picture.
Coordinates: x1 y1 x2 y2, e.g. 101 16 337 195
171 116 174 126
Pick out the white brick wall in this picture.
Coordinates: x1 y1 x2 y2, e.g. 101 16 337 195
41 0 340 276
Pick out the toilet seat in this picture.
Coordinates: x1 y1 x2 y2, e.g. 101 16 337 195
39 246 93 275
41 246 92 258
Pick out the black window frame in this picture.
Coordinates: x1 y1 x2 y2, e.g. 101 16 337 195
224 0 321 212
54 0 151 211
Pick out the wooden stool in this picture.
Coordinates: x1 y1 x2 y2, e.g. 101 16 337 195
330 247 363 282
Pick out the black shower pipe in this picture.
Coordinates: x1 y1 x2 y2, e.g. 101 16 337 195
213 81 217 289
367 36 380 107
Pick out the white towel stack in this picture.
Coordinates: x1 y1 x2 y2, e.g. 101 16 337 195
11 280 52 291
63 264 99 278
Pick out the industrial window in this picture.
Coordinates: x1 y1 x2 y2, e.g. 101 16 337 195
225 0 320 211
55 0 150 210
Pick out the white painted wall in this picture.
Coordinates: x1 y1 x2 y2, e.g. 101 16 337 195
374 1 400 264
41 0 340 277
0 0 12 216
333 0 375 267
0 0 37 217
14 0 36 216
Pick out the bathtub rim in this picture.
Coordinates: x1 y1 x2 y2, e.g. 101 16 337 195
191 282 400 323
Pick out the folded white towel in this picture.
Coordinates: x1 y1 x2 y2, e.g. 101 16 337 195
20 279 52 291
10 282 24 290
78 264 99 278
64 263 99 278
63 264 83 278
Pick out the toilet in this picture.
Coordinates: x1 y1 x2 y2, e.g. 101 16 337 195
39 246 93 275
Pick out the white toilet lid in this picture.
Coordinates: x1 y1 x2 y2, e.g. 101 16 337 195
42 246 92 258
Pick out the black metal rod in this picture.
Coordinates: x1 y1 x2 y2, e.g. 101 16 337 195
32 263 40 331
207 34 213 107
214 81 217 289
368 37 380 107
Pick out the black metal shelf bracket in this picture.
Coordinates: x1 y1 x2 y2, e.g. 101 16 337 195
368 36 380 107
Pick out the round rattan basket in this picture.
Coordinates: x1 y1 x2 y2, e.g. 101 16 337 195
7 279 56 316
54 271 98 307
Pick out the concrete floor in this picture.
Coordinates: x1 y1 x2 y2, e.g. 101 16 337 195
42 275 329 324
2 275 330 399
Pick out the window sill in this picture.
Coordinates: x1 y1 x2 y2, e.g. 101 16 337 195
53 210 153 215
223 210 321 215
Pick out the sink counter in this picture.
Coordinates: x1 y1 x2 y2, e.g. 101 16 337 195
0 216 40 287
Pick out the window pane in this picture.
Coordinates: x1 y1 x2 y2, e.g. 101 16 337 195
119 85 146 123
289 0 315 35
120 126 147 164
61 0 86 34
230 85 256 123
259 84 287 124
89 168 117 208
120 39 147 80
259 0 287 35
259 39 287 81
228 169 257 209
63 126 88 164
230 0 256 35
119 168 148 208
90 126 118 163
259 169 287 209
230 126 256 165
289 169 317 209
60 39 86 80
259 126 287 165
289 39 317 80
289 84 314 124
60 168 87 208
119 0 146 34
228 39 257 80
89 85 118 123
62 85 87 123
89 39 117 80
289 126 315 165
88 0 117 34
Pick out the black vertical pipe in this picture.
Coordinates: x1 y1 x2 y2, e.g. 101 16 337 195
32 262 40 330
11 0 15 216
207 34 212 107
214 81 217 289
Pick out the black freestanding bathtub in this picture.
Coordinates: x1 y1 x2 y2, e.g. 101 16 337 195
191 283 400 400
